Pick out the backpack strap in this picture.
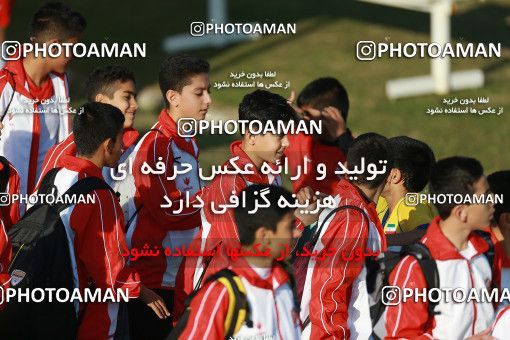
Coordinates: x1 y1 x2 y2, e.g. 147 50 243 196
473 230 495 270
401 243 440 317
208 269 252 337
37 167 62 196
192 241 222 293
302 204 370 330
168 268 251 340
125 204 143 232
54 176 115 213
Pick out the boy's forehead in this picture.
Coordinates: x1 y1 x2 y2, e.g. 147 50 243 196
112 80 136 93
184 73 210 89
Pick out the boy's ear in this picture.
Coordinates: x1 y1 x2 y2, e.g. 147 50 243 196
166 89 180 109
102 138 114 154
247 133 256 146
95 93 107 103
390 168 403 184
254 226 272 245
452 205 468 223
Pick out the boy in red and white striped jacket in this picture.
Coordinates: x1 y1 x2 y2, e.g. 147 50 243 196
36 65 139 189
298 133 393 339
0 3 86 203
40 102 168 339
121 54 211 340
172 90 298 320
385 157 504 340
175 184 301 339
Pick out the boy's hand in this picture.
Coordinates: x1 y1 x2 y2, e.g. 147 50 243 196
295 186 316 205
320 106 346 143
287 90 303 115
294 187 328 226
139 285 170 319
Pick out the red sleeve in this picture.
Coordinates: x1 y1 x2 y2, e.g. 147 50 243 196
385 256 434 339
308 208 368 339
178 280 229 339
133 133 201 229
71 189 141 298
204 173 245 242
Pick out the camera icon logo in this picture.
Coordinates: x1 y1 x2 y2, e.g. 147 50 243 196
1 41 21 61
382 285 401 306
190 22 205 37
356 41 376 61
405 193 419 206
0 193 11 206
178 118 197 138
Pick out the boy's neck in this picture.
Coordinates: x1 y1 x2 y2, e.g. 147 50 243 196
23 55 51 87
240 140 263 170
166 107 181 122
439 218 471 251
244 251 273 268
386 185 407 212
78 153 104 170
356 183 381 203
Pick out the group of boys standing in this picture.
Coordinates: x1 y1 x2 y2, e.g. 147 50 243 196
0 2 509 340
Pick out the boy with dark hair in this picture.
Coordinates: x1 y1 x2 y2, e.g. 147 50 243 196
386 157 503 339
32 102 167 339
122 54 210 339
285 77 354 195
377 136 436 234
174 184 301 339
0 2 86 201
173 89 299 319
298 133 392 339
36 65 139 187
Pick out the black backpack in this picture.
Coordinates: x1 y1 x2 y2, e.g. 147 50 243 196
0 167 115 340
367 230 495 340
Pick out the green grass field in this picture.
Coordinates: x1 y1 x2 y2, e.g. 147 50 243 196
8 0 510 175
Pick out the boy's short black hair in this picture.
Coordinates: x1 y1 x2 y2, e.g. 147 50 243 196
73 102 125 156
234 184 295 246
297 77 349 120
487 170 510 222
85 65 135 102
389 136 435 193
238 90 297 136
429 157 484 219
158 54 210 105
346 133 393 189
30 2 86 41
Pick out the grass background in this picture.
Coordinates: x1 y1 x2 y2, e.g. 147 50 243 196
8 0 510 179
